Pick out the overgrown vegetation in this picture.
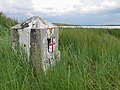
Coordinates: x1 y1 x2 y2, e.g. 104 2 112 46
0 14 120 90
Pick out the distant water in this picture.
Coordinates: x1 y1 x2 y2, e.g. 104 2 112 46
60 26 120 29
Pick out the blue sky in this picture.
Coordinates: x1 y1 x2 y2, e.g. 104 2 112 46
0 0 120 25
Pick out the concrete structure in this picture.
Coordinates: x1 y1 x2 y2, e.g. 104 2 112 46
11 16 60 73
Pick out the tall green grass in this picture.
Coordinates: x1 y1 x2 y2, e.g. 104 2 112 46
0 12 17 28
0 15 120 90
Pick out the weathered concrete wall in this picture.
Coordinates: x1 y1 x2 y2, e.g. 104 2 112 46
40 28 60 72
30 29 43 73
54 27 60 60
29 28 60 72
40 28 49 71
18 29 31 60
11 29 19 50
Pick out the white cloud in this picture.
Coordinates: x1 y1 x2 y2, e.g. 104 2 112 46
32 0 120 15
0 0 33 16
74 0 120 13
0 0 120 17
32 0 81 15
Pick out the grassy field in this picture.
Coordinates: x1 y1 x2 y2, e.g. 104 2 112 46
0 15 120 90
